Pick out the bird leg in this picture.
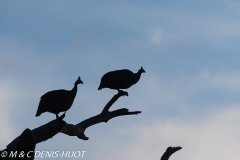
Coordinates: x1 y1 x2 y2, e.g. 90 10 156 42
55 114 61 123
55 114 60 119
62 112 66 118
56 113 65 120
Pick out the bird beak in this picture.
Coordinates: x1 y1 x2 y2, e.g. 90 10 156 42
81 81 84 84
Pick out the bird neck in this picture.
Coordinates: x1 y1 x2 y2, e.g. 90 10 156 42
71 84 78 96
136 70 143 77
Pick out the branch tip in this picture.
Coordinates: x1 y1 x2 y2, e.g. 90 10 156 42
118 90 128 96
77 132 89 140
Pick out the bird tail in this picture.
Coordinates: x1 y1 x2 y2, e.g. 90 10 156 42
98 84 103 90
35 110 41 117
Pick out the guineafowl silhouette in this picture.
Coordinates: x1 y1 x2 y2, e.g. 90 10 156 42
98 66 146 91
36 76 83 118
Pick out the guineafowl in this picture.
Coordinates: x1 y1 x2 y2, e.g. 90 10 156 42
98 66 145 91
36 76 83 118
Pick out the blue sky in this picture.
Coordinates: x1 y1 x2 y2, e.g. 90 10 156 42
1 1 240 160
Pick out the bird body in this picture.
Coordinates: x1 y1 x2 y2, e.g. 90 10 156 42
98 66 145 90
36 77 83 117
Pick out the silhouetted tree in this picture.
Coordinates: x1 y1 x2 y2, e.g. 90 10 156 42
1 90 141 159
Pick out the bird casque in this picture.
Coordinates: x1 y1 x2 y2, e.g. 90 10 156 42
36 76 83 118
98 66 146 91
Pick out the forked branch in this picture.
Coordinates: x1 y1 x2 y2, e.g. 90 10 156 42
2 90 141 159
7 90 141 148
61 90 141 140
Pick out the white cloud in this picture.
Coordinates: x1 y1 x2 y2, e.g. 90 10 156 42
112 107 240 160
124 71 240 111
169 71 240 92
82 71 240 160
0 80 17 149
148 29 177 45
149 29 164 44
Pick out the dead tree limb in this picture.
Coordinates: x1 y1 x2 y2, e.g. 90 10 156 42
160 146 182 160
6 90 141 150
1 90 141 160
61 90 141 140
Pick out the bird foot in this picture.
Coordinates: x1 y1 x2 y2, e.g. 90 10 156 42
60 112 66 119
55 113 65 121
118 90 128 96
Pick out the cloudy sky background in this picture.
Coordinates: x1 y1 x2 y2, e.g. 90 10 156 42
1 1 240 160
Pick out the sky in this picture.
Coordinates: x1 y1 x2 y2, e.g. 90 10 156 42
1 0 240 160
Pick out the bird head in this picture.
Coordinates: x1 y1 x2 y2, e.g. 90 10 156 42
139 66 146 73
75 76 83 85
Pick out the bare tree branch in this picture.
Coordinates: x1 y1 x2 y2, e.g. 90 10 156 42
160 146 182 160
13 90 141 144
61 90 141 140
32 115 66 143
2 90 141 160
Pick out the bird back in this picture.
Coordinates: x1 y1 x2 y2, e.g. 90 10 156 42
98 69 134 90
36 89 75 116
35 76 82 117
